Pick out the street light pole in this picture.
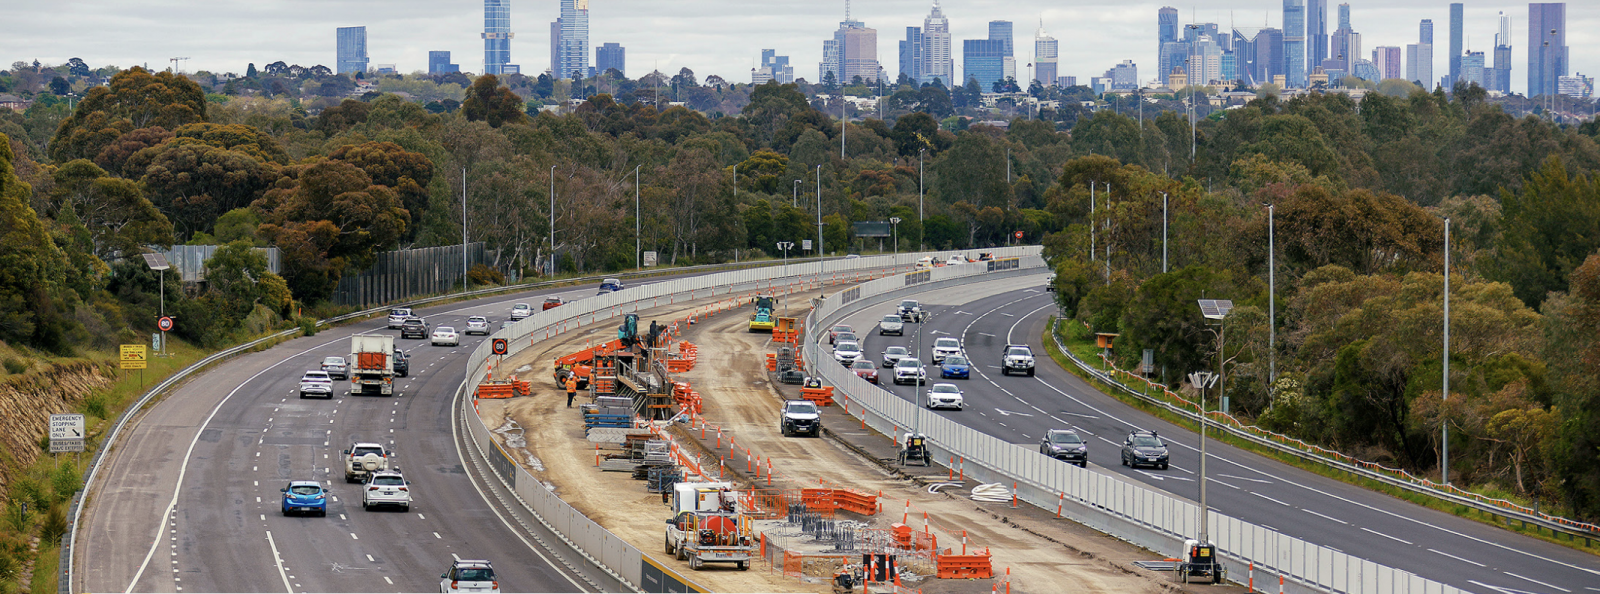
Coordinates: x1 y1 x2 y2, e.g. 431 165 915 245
890 217 902 255
1090 181 1096 262
1161 192 1168 273
918 148 925 251
549 165 556 275
635 165 641 270
816 164 825 294
793 179 802 208
1443 217 1452 485
1188 371 1217 545
462 167 468 292
1267 203 1276 390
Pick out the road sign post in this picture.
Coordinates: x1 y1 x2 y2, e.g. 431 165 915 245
121 344 147 388
50 413 86 454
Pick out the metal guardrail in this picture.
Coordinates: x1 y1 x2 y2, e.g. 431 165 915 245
1049 324 1600 544
57 257 805 594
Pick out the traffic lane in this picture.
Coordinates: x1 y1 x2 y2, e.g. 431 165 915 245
843 284 1598 593
992 294 1600 591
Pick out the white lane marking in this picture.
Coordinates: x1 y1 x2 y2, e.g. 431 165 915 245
339 514 347 520
1428 548 1486 567
1360 527 1414 546
1302 508 1348 525
418 513 426 520
384 577 393 585
433 532 442 539
994 408 1034 417
1210 479 1240 489
264 531 293 593
1217 473 1272 484
350 532 359 540
259 514 265 521
366 554 374 562
978 332 995 337
1504 572 1571 592
1060 412 1100 419
1252 492 1292 507
126 336 347 593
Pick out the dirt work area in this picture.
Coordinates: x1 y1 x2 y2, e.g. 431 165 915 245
477 290 1213 593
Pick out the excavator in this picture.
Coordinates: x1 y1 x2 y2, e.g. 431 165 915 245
748 295 776 332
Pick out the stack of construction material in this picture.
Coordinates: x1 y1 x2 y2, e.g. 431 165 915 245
667 341 699 372
583 397 633 435
647 465 680 493
671 382 703 415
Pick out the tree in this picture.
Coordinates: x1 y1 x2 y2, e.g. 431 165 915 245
1486 157 1600 307
92 126 173 176
205 240 290 320
461 74 526 127
327 141 435 232
50 67 207 163
49 76 70 96
254 159 410 301
246 63 258 78
0 133 76 353
49 159 173 259
127 141 281 238
66 58 89 78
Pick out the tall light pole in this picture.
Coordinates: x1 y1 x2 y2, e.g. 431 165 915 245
1267 203 1276 390
1090 181 1096 262
793 179 802 208
840 91 847 158
1442 217 1452 485
816 164 825 294
549 165 556 275
1160 191 1169 273
634 165 642 270
1187 370 1219 546
890 216 902 255
1103 182 1111 283
732 163 738 198
462 167 469 291
918 148 926 251
1195 298 1233 545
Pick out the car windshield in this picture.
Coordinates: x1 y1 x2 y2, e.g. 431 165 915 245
883 315 900 323
405 318 423 325
1132 435 1163 448
391 309 410 316
456 568 494 581
545 297 560 303
469 316 486 323
323 357 344 365
900 300 918 309
514 303 529 309
371 476 404 486
931 385 958 394
935 338 960 349
1050 432 1083 444
289 485 321 496
851 360 874 370
885 346 908 355
832 325 851 333
944 356 967 366
1008 347 1031 357
304 371 328 379
786 402 818 414
897 359 922 368
353 447 384 457
837 342 859 351
436 327 455 333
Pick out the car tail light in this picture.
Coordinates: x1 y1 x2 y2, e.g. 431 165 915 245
369 486 379 491
398 486 408 491
492 581 499 589
449 580 458 590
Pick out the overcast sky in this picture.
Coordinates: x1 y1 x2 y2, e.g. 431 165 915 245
4 1 1595 96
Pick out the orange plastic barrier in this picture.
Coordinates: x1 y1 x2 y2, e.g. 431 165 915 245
475 383 515 399
936 549 993 579
667 341 699 373
800 385 835 406
833 489 878 516
671 381 703 415
765 353 778 371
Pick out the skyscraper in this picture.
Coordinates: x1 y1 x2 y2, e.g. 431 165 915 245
483 0 517 75
1412 19 1434 88
1255 28 1285 84
596 43 624 77
1034 22 1058 87
336 26 369 75
900 27 923 82
428 51 459 74
821 38 840 82
989 21 1015 82
1528 3 1567 98
963 39 1006 89
1448 3 1464 90
1373 46 1402 79
1330 3 1357 66
1190 34 1223 85
820 5 881 85
1307 0 1328 71
554 0 590 80
1462 51 1485 87
1108 60 1138 91
1492 11 1513 93
919 1 953 86
1283 0 1306 87
1159 7 1179 46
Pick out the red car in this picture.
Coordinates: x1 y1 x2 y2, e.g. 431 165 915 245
542 296 564 310
850 359 879 384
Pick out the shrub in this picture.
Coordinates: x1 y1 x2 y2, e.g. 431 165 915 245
3 357 27 374
468 264 505 286
297 316 318 336
82 393 110 420
52 463 81 505
40 504 67 545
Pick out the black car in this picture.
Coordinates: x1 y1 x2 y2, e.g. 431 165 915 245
392 349 409 377
399 317 428 339
1120 430 1169 469
1040 429 1088 467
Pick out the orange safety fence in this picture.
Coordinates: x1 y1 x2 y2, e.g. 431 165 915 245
475 382 515 399
936 548 993 579
800 385 835 406
765 353 777 371
671 381 703 416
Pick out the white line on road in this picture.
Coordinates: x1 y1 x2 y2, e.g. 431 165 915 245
451 553 460 561
350 532 359 540
265 531 293 593
1217 473 1272 484
1504 572 1571 592
383 577 393 585
1427 548 1485 567
1251 492 1292 507
418 513 425 520
1302 508 1348 525
1359 527 1414 546
433 532 441 539
366 554 374 562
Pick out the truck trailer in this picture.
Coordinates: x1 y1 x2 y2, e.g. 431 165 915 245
350 334 396 396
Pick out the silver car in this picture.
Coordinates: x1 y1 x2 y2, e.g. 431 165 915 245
387 307 413 329
321 356 348 380
464 316 490 335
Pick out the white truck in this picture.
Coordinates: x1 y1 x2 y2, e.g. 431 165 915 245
350 334 396 396
664 482 754 571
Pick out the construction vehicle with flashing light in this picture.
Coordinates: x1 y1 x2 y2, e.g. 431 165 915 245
748 295 776 332
663 482 754 570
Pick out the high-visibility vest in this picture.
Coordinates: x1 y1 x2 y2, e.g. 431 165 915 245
565 377 577 391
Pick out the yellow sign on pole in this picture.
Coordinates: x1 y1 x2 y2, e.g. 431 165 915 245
120 344 147 370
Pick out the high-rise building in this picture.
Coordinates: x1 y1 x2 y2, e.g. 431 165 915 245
919 1 953 86
1528 3 1568 98
1060 76 1077 88
1307 0 1328 70
900 27 923 82
552 0 589 80
1284 0 1307 87
989 21 1015 82
483 0 517 75
1558 74 1592 98
820 5 882 85
596 43 624 77
1230 30 1257 85
336 26 369 75
1353 59 1381 82
1159 7 1179 46
428 51 459 74
1255 28 1285 85
1409 19 1435 88
1491 11 1513 93
1373 46 1402 79
767 50 794 84
1190 34 1223 85
1160 41 1188 81
963 39 1006 89
1448 3 1464 90
1461 50 1485 87
821 38 840 83
1108 60 1138 91
1034 22 1058 87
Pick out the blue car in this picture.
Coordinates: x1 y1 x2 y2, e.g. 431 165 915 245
940 355 971 379
281 480 327 516
597 278 624 294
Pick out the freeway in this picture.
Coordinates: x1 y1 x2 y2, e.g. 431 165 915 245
77 281 660 593
829 272 1600 594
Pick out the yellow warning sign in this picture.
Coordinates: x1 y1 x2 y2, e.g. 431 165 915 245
120 344 147 370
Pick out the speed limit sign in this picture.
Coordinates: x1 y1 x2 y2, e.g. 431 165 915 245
157 316 174 332
491 338 509 355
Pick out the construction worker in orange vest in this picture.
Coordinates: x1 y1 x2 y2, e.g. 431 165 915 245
565 374 578 407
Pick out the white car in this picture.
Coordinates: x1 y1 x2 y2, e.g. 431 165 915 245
881 345 910 367
464 316 490 335
431 326 460 346
926 383 965 410
344 442 390 483
931 337 963 364
833 340 863 365
299 370 334 399
321 356 348 380
946 255 965 266
361 470 411 511
440 559 499 593
1001 344 1036 376
892 358 927 385
509 303 532 320
878 314 904 336
386 307 413 329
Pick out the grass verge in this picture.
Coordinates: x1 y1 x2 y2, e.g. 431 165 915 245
1041 317 1600 556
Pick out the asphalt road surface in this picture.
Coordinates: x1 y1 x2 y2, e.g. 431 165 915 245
829 272 1600 594
78 280 672 593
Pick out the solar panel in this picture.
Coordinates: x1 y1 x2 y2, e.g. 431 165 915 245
141 253 171 271
1197 299 1234 320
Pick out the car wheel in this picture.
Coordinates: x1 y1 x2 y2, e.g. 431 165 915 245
299 392 306 398
1026 369 1035 377
1159 462 1169 470
1078 461 1088 468
1000 368 1009 376
1121 455 1128 467
665 535 674 555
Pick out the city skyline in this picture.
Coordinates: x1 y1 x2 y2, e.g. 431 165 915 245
3 1 1597 97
